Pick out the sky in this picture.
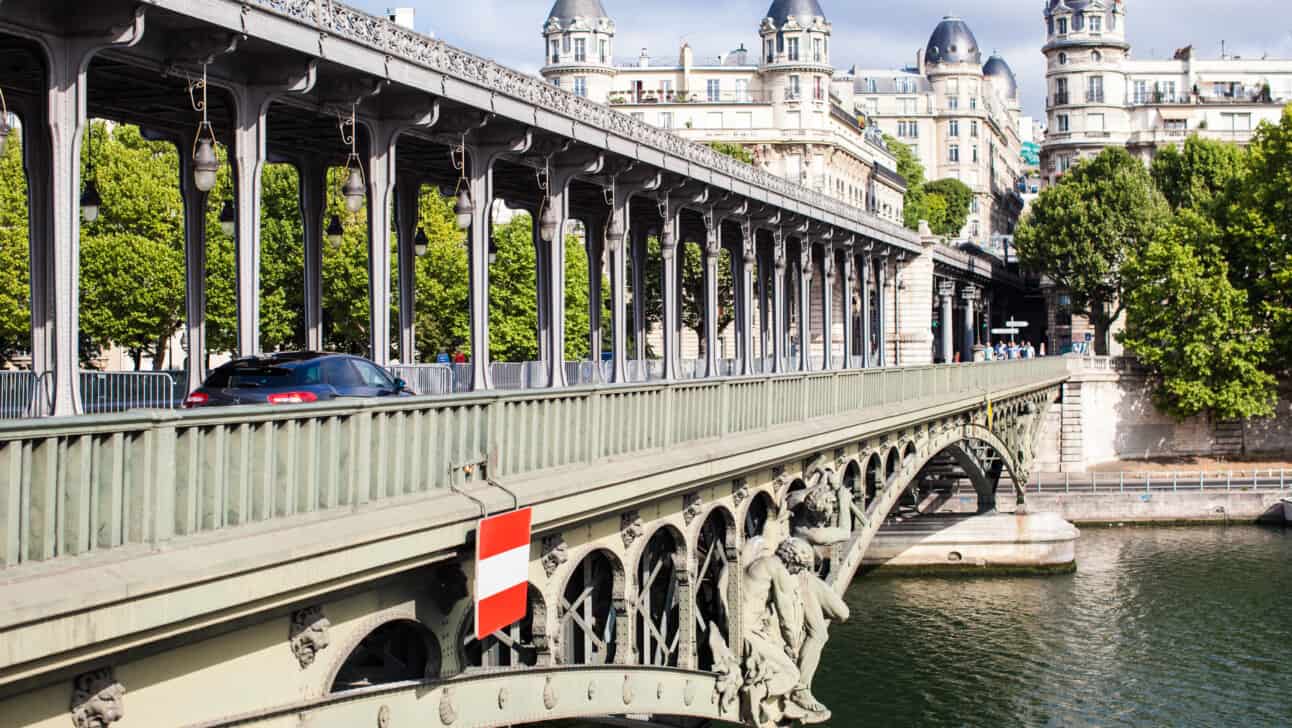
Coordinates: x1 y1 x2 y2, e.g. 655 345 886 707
353 0 1292 120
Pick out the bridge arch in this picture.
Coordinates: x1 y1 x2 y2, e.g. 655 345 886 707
460 584 547 669
884 446 901 480
633 523 691 668
328 618 441 694
693 506 736 672
557 548 626 666
740 490 777 541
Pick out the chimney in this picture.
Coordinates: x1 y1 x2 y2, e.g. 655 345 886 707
386 7 415 30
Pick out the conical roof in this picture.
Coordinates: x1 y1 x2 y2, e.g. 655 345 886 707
765 0 827 25
547 0 610 24
925 16 981 65
983 53 1018 99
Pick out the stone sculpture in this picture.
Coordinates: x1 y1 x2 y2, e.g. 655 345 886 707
737 537 850 726
289 605 331 668
69 668 124 728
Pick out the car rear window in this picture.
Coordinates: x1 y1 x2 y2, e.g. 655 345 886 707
205 365 300 389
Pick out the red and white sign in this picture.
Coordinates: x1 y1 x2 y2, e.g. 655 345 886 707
474 507 533 640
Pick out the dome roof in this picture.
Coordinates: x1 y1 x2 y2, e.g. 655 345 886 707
983 53 1018 99
546 0 610 24
765 0 828 26
1045 0 1095 16
924 16 981 66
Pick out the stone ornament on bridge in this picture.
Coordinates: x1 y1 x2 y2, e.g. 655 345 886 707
620 511 645 549
738 537 850 726
289 605 331 668
541 535 569 578
69 667 124 728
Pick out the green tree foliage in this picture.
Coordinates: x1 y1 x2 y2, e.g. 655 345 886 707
922 178 974 237
412 189 469 360
1150 135 1246 212
1213 107 1292 370
1119 210 1276 420
1014 147 1169 354
79 233 186 370
883 134 928 231
0 134 30 367
708 142 753 165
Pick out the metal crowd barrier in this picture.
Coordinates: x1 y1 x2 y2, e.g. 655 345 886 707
0 372 50 420
1030 469 1290 494
79 370 181 414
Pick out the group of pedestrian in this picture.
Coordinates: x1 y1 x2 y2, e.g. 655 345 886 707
990 340 1039 360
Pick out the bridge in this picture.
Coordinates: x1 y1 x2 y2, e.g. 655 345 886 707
0 1 1061 726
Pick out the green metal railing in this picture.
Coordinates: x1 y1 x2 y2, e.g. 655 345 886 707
0 359 1067 569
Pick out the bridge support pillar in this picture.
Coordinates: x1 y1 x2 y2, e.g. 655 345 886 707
586 215 606 374
702 214 721 378
771 229 787 373
738 220 755 376
939 280 956 365
394 173 419 362
630 225 647 363
962 284 980 363
177 143 209 393
299 159 326 353
29 13 146 415
364 125 397 366
820 239 834 370
876 250 889 367
840 239 854 369
797 242 812 372
860 248 872 368
543 149 602 387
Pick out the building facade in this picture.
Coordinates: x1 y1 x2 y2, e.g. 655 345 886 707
539 0 908 226
848 16 1027 250
1040 0 1292 187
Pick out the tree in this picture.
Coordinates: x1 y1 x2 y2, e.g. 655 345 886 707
1014 147 1169 354
1213 107 1292 371
1150 135 1245 212
79 233 186 370
708 142 753 165
883 133 928 231
0 134 30 367
413 189 470 360
1119 209 1276 420
922 178 974 237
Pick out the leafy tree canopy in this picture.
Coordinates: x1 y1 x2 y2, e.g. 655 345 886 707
1150 135 1246 212
708 142 753 165
1014 147 1169 353
922 178 974 237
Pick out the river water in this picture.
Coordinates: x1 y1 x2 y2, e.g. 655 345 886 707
815 526 1292 727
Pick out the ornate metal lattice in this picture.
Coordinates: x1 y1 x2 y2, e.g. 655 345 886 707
559 551 618 665
636 530 682 666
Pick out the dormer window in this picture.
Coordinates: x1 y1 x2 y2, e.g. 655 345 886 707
1057 17 1068 35
787 37 800 62
813 37 823 62
574 38 586 62
1073 12 1084 31
1089 15 1102 32
765 39 774 63
550 40 560 64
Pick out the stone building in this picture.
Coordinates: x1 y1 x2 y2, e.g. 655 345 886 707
539 0 908 228
848 15 1028 253
1040 0 1292 187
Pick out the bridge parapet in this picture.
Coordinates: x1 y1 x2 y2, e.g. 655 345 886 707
0 360 1067 571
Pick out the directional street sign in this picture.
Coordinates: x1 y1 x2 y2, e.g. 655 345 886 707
1006 320 1030 328
474 507 533 640
991 328 1020 336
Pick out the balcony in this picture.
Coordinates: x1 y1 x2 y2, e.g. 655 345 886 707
1085 92 1105 103
608 90 771 105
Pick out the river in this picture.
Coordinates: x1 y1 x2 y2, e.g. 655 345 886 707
815 525 1292 727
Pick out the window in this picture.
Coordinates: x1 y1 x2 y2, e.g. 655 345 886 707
1165 119 1187 131
658 112 674 129
734 111 753 128
972 145 979 162
898 97 917 114
574 38 586 62
765 39 774 63
551 76 561 89
1058 52 1068 65
1109 12 1117 30
1157 81 1177 102
1057 114 1070 132
1133 80 1150 104
813 37 823 62
948 95 959 110
600 39 609 63
573 76 587 97
707 79 721 102
948 119 960 137
659 80 674 101
787 38 800 61
1091 51 1102 63
969 96 978 110
1058 154 1072 172
549 40 560 64
970 120 978 137
630 112 645 121
1055 77 1069 105
813 76 825 101
788 75 801 100
321 358 363 388
735 79 749 102
865 78 878 93
1087 75 1104 103
949 144 960 162
1089 14 1102 32
1057 17 1068 34
354 360 397 390
1221 112 1253 132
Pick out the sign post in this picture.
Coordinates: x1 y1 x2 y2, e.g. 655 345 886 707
474 507 533 640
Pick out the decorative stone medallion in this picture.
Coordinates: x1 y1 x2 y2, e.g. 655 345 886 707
540 534 569 578
683 493 703 525
620 511 645 549
70 667 124 728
